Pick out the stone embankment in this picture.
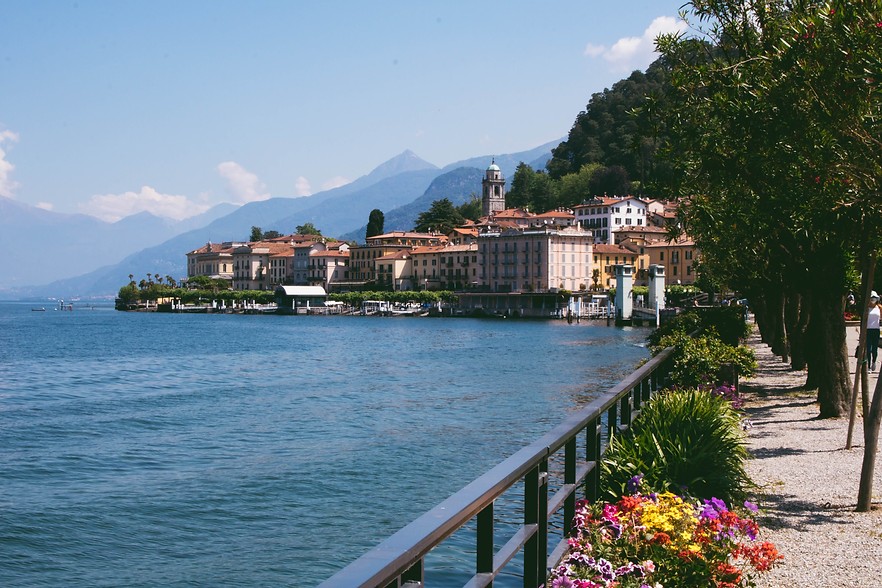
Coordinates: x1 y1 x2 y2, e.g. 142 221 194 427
742 324 882 587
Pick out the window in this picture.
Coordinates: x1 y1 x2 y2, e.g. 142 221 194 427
660 252 665 261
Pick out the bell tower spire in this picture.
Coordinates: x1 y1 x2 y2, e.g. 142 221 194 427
481 159 506 217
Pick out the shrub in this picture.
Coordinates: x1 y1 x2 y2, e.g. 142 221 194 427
600 388 752 505
647 306 749 348
652 329 756 389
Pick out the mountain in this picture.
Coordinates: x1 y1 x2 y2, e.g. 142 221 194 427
269 168 441 237
440 139 562 177
339 167 484 242
4 144 559 299
0 196 183 289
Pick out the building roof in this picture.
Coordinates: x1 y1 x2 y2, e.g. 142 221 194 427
594 243 640 255
275 285 327 297
377 250 412 261
368 231 444 240
310 249 349 258
614 225 668 234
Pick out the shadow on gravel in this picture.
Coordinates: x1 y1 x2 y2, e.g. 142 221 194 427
749 446 806 459
741 385 807 396
758 495 856 530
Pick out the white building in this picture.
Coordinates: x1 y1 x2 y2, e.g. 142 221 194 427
572 196 650 243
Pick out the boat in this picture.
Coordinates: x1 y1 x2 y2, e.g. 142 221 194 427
31 307 46 312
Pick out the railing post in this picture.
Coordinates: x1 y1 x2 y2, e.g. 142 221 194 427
395 560 423 587
523 459 549 588
564 438 576 535
620 392 632 430
607 404 618 445
585 417 600 502
477 502 494 585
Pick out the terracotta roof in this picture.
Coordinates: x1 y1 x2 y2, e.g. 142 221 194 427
377 250 412 261
615 225 668 233
369 231 445 240
534 210 574 219
594 243 639 254
410 245 448 255
311 249 349 258
494 208 533 219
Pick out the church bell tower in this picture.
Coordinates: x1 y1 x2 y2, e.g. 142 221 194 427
481 160 506 217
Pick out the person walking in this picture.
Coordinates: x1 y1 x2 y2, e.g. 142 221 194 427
867 291 881 371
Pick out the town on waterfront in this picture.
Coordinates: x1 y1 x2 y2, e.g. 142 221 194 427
116 163 703 320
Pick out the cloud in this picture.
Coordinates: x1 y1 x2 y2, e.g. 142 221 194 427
295 176 312 197
321 176 350 191
585 15 687 73
79 186 211 222
217 161 270 204
35 202 54 211
583 43 605 58
0 129 20 198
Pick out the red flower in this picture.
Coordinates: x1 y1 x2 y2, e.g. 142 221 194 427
737 541 783 571
651 532 671 545
617 495 642 513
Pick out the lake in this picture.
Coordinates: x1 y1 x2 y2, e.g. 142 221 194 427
0 302 650 587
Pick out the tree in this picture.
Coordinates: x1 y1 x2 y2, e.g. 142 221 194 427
117 282 139 306
557 163 602 208
456 196 482 222
547 58 672 192
505 163 558 212
366 209 385 239
263 230 282 240
296 223 322 236
250 226 263 242
588 165 631 197
656 1 882 427
413 198 464 234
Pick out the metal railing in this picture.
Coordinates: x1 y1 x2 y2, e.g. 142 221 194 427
318 345 675 588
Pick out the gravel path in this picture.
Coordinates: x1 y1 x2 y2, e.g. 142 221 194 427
741 324 882 587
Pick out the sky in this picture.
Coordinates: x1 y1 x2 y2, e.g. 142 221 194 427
0 1 688 223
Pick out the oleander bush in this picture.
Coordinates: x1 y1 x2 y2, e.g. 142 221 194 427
600 388 752 505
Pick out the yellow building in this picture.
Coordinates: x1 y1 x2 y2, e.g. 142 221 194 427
645 237 698 285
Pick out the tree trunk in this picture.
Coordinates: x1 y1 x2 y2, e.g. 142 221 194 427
769 287 788 360
789 291 810 371
753 295 771 345
783 291 798 365
808 285 851 418
858 374 882 511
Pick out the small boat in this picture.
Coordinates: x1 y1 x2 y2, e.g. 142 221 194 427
31 307 46 312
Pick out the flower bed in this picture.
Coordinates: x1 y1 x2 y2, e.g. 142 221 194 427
548 484 781 588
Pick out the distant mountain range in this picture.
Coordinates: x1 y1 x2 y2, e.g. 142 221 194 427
1 140 561 300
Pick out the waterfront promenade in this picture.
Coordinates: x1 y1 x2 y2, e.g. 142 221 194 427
742 324 882 587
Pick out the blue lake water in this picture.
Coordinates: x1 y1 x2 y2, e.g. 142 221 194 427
0 302 650 587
